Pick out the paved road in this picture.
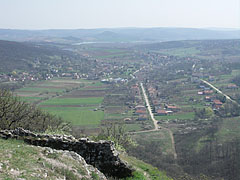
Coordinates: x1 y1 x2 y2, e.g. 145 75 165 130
201 79 237 103
140 83 159 130
139 83 177 160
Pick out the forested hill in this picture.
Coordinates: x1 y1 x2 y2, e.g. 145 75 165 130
0 40 73 73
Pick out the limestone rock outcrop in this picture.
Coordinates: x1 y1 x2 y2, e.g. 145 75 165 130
0 128 134 178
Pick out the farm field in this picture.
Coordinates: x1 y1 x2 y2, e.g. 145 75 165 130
38 81 107 127
39 97 104 106
41 106 104 126
13 77 148 131
14 78 87 103
14 78 110 127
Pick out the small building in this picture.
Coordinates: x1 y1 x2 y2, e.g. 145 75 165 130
227 84 238 89
165 105 180 112
166 110 174 114
199 85 206 89
213 99 223 109
205 96 212 102
213 99 223 105
135 105 146 111
135 109 146 114
204 90 213 95
124 118 132 122
157 109 168 116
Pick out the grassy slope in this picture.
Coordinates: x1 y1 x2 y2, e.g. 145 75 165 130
0 138 173 180
0 138 103 180
121 154 173 180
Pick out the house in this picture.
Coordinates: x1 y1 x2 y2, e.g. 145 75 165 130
213 99 223 109
124 118 132 122
166 110 174 114
135 105 146 111
227 84 238 89
157 109 168 116
165 105 180 112
213 99 223 105
205 96 212 102
198 91 204 95
204 90 213 95
135 109 146 114
199 85 206 89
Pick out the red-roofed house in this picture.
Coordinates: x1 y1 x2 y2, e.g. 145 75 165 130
213 99 223 109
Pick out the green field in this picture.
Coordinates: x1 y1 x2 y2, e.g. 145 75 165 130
40 97 104 106
42 107 104 126
155 112 195 121
14 78 107 127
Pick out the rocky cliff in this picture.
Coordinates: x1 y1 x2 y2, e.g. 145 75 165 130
0 128 133 178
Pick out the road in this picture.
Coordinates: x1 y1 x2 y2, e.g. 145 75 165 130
140 83 159 130
139 83 177 160
200 79 237 103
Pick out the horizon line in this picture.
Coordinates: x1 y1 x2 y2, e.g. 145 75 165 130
0 26 240 31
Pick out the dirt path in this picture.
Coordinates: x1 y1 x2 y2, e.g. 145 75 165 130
201 79 237 104
138 83 177 160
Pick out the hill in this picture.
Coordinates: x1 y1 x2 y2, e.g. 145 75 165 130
0 138 107 180
0 28 240 43
0 40 73 73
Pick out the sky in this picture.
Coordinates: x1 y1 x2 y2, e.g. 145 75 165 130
0 0 239 30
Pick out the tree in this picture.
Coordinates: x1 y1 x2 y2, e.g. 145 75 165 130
0 89 64 132
194 107 214 119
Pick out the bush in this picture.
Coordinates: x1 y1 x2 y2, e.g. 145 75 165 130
93 122 136 151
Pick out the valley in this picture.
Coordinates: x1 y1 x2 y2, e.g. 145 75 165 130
1 38 240 179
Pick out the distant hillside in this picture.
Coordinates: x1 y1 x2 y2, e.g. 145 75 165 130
0 40 72 73
0 27 239 43
138 39 240 58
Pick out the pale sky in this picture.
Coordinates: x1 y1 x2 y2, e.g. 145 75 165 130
0 0 239 29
